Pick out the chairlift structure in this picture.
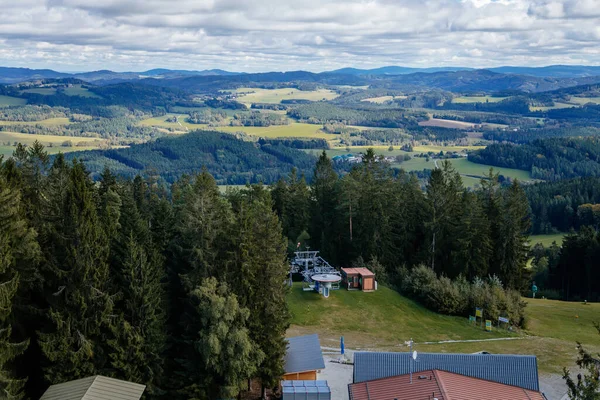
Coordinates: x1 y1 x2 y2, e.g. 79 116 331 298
289 249 341 298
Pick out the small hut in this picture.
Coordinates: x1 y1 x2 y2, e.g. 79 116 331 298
341 268 375 291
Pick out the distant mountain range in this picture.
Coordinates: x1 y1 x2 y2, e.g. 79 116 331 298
2 64 600 85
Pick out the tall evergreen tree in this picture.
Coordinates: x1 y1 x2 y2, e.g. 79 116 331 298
37 160 113 383
310 151 338 260
231 191 290 392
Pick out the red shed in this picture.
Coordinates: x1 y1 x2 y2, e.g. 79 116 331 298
340 268 375 292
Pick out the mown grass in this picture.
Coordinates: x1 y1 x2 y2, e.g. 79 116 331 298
447 158 531 181
227 87 339 104
0 95 27 107
452 96 508 103
529 233 566 247
0 117 71 127
287 283 600 373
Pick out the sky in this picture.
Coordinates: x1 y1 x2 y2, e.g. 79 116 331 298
0 0 599 72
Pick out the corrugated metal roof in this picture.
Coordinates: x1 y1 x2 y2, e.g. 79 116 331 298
40 375 146 400
353 352 539 391
284 334 326 374
341 268 374 276
348 369 545 400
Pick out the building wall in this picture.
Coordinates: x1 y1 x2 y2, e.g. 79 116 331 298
363 277 374 291
283 371 317 381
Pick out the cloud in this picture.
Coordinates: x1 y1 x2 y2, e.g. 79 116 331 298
0 0 598 72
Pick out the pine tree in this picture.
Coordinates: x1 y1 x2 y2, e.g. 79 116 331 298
177 277 261 399
37 160 113 384
563 323 600 399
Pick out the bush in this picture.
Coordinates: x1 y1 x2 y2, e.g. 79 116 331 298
397 265 527 327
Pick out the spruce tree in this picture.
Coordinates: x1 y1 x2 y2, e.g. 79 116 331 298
310 151 339 260
232 193 290 391
37 160 113 383
107 234 166 397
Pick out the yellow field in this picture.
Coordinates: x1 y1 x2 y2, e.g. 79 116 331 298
452 96 508 103
0 131 104 146
0 117 71 127
361 95 407 103
226 87 338 104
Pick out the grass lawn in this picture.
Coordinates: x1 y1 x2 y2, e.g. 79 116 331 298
0 117 71 127
226 87 339 104
529 233 566 247
287 283 600 373
452 96 508 103
0 95 27 107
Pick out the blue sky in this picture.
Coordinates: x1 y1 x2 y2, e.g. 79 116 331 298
0 0 599 72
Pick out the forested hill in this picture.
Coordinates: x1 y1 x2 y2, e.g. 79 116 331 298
64 130 317 184
468 137 600 181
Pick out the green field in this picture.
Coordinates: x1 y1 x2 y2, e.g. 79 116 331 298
452 96 508 103
62 85 102 98
447 158 531 181
0 95 27 107
0 117 71 127
287 283 600 373
227 87 338 104
22 88 57 95
529 233 566 247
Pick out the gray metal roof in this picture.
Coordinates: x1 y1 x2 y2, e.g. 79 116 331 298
40 375 146 400
284 334 326 374
353 352 539 391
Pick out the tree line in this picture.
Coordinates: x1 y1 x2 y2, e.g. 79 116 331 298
0 144 290 399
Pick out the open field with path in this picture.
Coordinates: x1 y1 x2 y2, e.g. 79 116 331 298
287 283 600 375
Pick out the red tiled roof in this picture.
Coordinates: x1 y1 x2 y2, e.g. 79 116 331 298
341 267 374 276
348 369 545 400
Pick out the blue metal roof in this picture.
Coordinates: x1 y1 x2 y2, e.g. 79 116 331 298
282 380 331 400
284 334 325 374
353 352 539 391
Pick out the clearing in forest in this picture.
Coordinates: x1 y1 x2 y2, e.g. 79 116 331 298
227 87 339 104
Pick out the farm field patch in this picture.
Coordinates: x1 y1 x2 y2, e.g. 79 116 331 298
361 95 407 103
452 96 508 103
529 233 566 247
227 87 339 104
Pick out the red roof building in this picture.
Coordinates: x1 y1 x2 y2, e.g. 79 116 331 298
348 369 546 400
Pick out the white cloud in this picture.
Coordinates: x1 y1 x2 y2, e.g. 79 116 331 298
0 0 598 71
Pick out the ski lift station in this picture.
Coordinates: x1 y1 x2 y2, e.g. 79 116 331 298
289 250 341 298
290 250 376 298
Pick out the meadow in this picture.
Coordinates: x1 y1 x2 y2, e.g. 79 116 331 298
20 84 101 98
287 283 600 374
0 131 108 157
530 102 575 111
568 96 600 105
0 95 27 107
529 233 566 247
452 95 508 103
418 118 478 129
227 87 339 104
